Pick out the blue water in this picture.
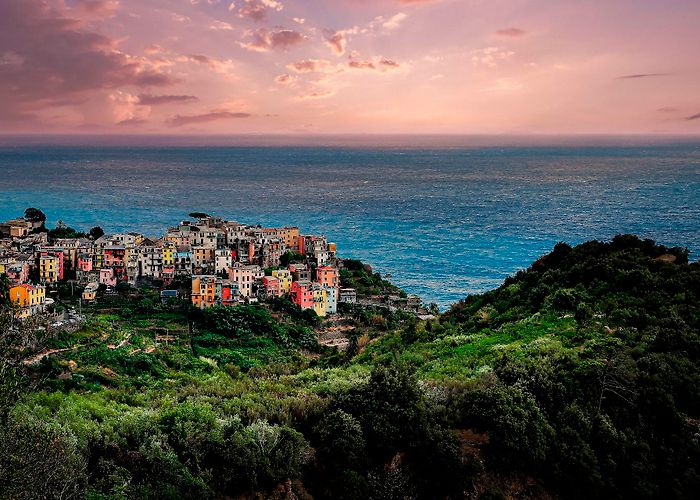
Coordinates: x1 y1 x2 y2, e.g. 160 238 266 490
1 135 699 308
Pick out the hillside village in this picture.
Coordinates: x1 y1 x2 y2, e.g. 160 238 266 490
0 209 427 320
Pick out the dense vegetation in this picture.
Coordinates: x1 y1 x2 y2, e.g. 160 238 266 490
339 259 406 298
0 235 698 499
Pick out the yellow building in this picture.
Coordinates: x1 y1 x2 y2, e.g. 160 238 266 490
162 244 175 266
94 246 104 269
39 253 60 283
276 227 300 252
271 269 293 294
82 282 99 303
164 231 189 246
313 285 328 317
9 284 46 318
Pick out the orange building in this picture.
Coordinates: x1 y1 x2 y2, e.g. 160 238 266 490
191 275 220 309
316 266 340 298
9 283 46 318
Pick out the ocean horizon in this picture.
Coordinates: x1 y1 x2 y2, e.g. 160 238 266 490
1 134 698 308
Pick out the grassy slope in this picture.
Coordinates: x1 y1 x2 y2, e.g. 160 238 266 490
6 236 700 499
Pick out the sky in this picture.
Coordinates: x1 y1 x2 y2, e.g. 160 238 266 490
1 0 699 135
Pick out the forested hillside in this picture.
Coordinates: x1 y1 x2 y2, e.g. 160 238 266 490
1 235 698 499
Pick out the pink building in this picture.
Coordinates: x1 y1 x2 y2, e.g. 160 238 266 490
5 262 29 285
100 268 117 287
103 246 126 281
263 276 282 298
291 280 314 310
77 253 93 272
316 266 340 298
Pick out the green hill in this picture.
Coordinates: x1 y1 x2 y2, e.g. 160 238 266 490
1 235 698 499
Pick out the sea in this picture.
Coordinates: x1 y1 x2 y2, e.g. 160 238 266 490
1 135 698 309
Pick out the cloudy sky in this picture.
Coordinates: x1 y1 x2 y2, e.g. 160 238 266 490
1 0 699 134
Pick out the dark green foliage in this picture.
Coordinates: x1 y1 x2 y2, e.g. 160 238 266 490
339 259 404 297
188 212 209 219
313 409 366 471
332 364 472 498
0 274 9 305
441 235 700 498
88 226 104 239
23 207 46 223
280 250 304 267
0 414 87 500
48 222 86 239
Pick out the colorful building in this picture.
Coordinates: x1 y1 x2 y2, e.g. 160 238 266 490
215 248 234 274
100 268 117 287
82 282 99 303
316 266 340 298
9 283 46 318
271 269 292 294
291 280 314 310
103 246 126 281
289 263 311 282
77 253 93 273
221 281 238 306
313 284 328 317
263 275 282 298
191 275 221 309
191 275 237 308
39 251 63 283
325 286 338 314
228 263 263 298
162 244 175 266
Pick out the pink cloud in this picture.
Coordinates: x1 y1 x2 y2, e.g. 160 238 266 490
73 0 120 17
168 111 252 126
238 0 284 22
349 60 376 70
495 27 527 37
379 58 400 68
324 30 349 56
294 89 335 101
137 94 198 105
471 47 515 67
0 0 176 124
241 28 306 52
348 57 403 72
287 59 333 73
181 54 235 74
274 73 297 85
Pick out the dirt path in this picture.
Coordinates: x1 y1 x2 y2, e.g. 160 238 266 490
317 324 354 351
107 333 131 349
23 347 77 365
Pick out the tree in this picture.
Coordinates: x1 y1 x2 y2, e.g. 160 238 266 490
89 226 105 239
189 212 209 220
280 251 303 267
0 274 9 306
0 415 87 499
313 410 366 471
23 207 46 224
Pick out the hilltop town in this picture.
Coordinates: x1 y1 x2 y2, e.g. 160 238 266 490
0 208 428 320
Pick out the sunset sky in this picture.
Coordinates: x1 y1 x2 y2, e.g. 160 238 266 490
1 0 699 135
